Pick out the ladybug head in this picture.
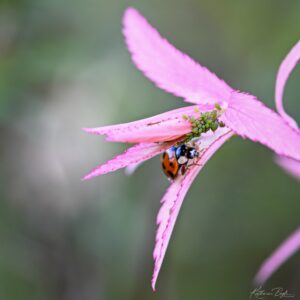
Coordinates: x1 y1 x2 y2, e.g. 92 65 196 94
187 147 199 159
175 144 199 160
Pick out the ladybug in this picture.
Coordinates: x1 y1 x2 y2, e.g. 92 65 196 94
161 144 199 180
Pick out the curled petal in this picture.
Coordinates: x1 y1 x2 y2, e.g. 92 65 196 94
276 156 300 181
84 104 215 143
275 40 300 129
123 8 233 105
124 162 143 176
83 142 175 180
254 228 300 285
275 41 300 179
221 92 300 161
152 128 234 290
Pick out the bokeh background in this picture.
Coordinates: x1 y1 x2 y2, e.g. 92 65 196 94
0 0 300 299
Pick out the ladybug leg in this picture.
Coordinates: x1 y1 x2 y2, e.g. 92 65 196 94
186 140 199 149
193 142 200 153
188 162 202 169
185 160 202 172
180 164 187 175
185 141 195 148
180 160 202 176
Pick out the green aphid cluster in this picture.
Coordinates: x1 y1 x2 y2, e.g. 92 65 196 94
183 105 225 142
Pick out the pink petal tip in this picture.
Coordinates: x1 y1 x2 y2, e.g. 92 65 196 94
254 228 300 285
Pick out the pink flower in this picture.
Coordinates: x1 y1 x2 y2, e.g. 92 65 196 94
254 41 300 286
275 41 300 181
255 228 300 286
83 8 300 290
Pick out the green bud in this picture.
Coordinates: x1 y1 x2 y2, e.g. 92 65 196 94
211 110 217 120
215 103 222 111
185 133 192 141
211 122 218 131
219 121 225 127
192 128 198 134
202 112 208 119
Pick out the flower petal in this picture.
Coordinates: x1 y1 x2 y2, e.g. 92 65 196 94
276 156 300 181
83 142 175 180
84 104 215 143
254 228 300 285
221 92 300 161
124 161 143 176
274 41 300 180
152 128 234 290
123 8 233 105
275 40 300 129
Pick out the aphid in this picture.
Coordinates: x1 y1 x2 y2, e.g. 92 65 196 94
161 143 199 180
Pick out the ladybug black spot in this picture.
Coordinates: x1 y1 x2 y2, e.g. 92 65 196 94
167 171 175 179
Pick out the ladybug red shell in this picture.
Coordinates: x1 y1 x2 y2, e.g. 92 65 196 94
161 147 180 180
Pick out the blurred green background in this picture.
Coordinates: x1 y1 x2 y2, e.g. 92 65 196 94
0 0 300 299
